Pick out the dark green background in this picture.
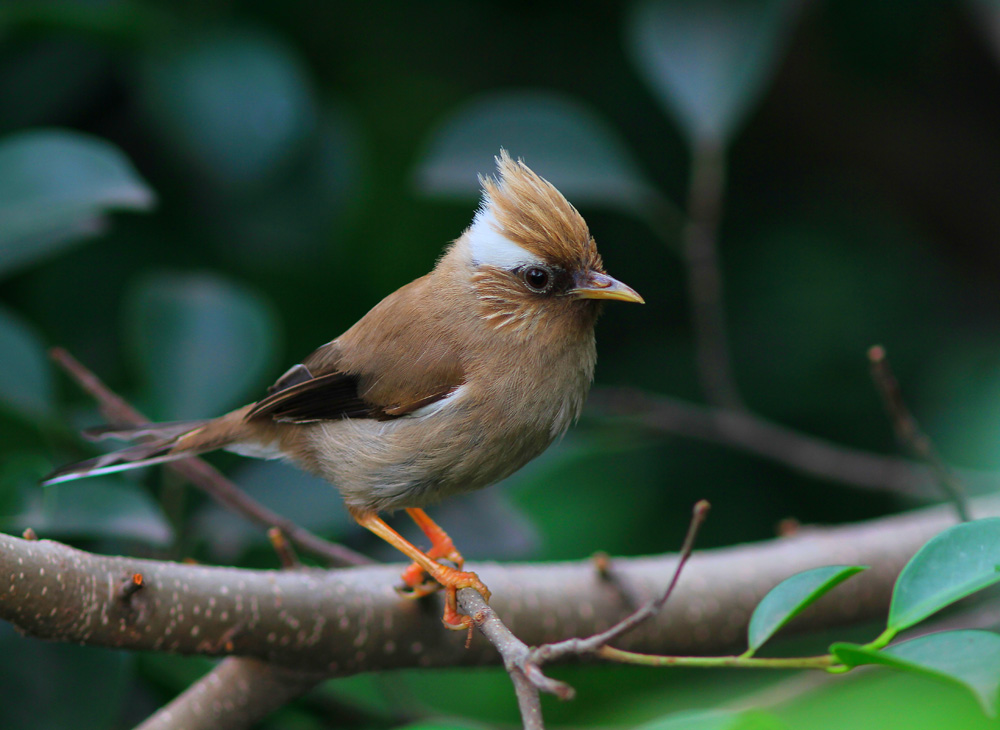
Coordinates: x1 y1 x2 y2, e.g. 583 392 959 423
2 1 1000 728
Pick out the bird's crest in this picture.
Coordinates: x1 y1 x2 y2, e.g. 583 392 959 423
476 150 603 272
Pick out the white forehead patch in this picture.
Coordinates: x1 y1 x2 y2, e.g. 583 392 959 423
467 206 544 270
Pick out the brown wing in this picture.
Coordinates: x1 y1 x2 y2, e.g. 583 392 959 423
247 275 466 424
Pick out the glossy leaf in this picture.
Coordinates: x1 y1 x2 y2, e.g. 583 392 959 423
0 306 51 417
138 27 317 191
416 90 661 217
889 518 1000 633
625 0 799 145
210 103 363 270
125 272 279 420
0 129 155 276
8 478 173 546
747 565 868 651
832 631 1000 717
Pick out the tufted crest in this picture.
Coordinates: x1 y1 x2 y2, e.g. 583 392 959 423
477 150 603 273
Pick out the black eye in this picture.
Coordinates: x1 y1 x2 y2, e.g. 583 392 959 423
523 266 551 293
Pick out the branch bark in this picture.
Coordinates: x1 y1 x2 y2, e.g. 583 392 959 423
135 658 324 730
2 498 991 675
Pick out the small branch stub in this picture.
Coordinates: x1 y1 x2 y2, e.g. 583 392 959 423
267 527 302 569
121 572 144 600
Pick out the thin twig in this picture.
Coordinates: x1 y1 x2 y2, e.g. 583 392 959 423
459 589 572 730
867 345 970 521
509 669 545 730
589 387 1000 499
594 647 835 669
532 500 710 665
49 347 372 567
683 140 744 410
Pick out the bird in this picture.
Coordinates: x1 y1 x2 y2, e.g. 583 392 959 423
44 150 644 629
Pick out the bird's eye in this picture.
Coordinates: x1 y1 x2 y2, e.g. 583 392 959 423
522 266 552 293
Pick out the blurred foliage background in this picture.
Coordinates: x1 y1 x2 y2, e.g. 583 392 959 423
3 0 1000 728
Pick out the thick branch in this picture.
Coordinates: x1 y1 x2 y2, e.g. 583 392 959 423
136 658 324 730
2 498 991 673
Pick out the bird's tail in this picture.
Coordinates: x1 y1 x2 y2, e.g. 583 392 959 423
43 419 217 486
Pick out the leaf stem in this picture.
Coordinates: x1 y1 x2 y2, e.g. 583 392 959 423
598 645 838 670
864 627 897 651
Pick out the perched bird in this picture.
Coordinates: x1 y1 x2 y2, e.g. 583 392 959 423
44 150 643 628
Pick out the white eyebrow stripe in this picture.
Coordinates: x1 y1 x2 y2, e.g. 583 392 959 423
467 207 545 270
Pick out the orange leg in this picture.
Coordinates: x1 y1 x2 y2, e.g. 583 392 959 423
398 508 465 593
351 509 490 630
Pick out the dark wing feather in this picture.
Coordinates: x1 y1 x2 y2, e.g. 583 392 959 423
248 276 467 424
246 371 375 423
246 365 462 424
267 363 314 395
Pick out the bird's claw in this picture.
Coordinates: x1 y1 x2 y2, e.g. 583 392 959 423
396 560 491 631
395 578 440 599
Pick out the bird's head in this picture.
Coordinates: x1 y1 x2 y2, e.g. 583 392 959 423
447 150 643 335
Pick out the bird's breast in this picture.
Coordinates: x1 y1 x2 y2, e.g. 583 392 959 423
306 333 596 513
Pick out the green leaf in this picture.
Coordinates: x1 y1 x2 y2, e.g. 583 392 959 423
209 103 364 270
0 129 155 276
0 306 52 417
747 565 868 651
832 631 1000 717
7 478 173 546
125 272 279 420
635 708 787 730
889 518 1000 633
625 0 799 145
415 90 662 217
138 27 317 191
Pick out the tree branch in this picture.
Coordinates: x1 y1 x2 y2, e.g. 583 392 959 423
590 387 1000 499
135 658 324 730
683 139 744 410
868 345 970 520
2 498 989 674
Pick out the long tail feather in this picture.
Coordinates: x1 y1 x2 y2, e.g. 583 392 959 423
82 420 210 443
44 408 256 487
42 447 198 486
42 419 214 486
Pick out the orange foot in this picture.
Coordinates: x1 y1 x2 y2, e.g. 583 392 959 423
350 507 491 631
399 508 465 597
427 563 491 631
